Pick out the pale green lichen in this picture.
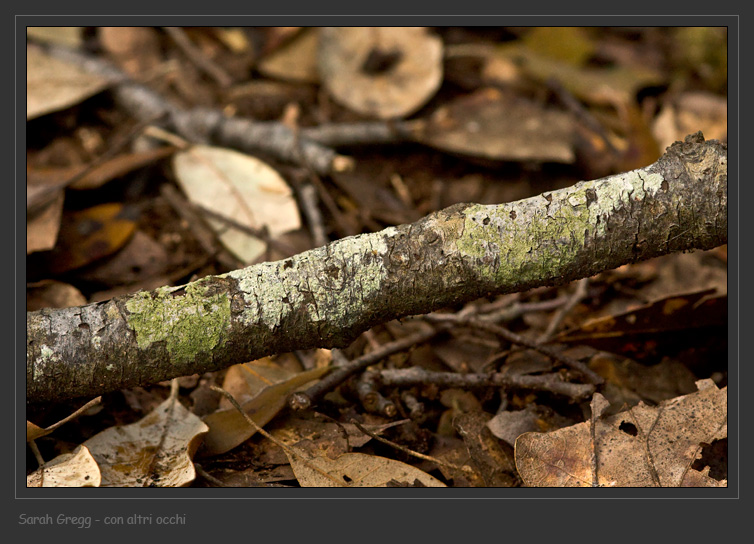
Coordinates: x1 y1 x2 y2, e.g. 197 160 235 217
39 344 56 361
454 167 665 284
125 282 230 363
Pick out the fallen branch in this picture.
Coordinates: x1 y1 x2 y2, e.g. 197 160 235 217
39 42 351 175
27 133 726 404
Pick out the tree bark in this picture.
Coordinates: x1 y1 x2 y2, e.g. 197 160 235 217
26 133 727 404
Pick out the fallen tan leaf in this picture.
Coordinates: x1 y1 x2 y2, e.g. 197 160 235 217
27 44 112 120
515 380 727 487
27 446 101 488
201 366 330 456
83 393 208 487
287 447 446 487
318 27 443 119
172 145 301 264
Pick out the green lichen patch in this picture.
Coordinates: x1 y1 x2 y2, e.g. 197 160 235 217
125 282 230 364
454 168 665 286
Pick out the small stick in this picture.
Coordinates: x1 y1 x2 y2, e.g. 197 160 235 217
194 464 226 487
209 385 346 487
28 440 46 469
400 391 425 421
290 324 447 410
537 278 590 344
193 203 299 259
39 42 350 175
356 371 397 417
424 314 604 384
160 183 242 271
376 367 595 400
300 120 418 148
546 77 619 156
296 181 329 248
163 27 234 88
479 296 570 323
349 419 471 475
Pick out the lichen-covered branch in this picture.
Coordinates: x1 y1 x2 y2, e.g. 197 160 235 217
26 133 727 404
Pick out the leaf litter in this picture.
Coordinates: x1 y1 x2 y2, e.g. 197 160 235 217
514 380 727 487
26 27 728 489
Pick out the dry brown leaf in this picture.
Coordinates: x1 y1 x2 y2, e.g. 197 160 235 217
27 27 84 48
26 421 48 442
653 91 727 152
556 289 726 362
257 28 320 83
201 366 330 456
27 44 112 120
27 191 64 253
27 446 101 488
416 88 575 163
26 397 102 441
26 280 88 311
487 408 543 448
218 357 299 409
27 146 177 194
269 413 410 461
45 203 138 275
453 411 519 487
515 380 727 487
75 230 169 286
83 394 208 487
98 27 162 76
172 144 301 264
318 27 443 119
286 447 446 487
493 42 664 106
588 352 699 411
212 28 252 54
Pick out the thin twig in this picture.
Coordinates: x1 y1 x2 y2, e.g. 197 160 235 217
163 27 234 88
300 120 418 147
423 314 604 385
590 395 600 488
291 132 358 239
356 371 397 417
480 296 571 324
160 183 242 271
546 77 619 156
349 418 472 475
194 463 226 487
209 385 347 487
27 115 166 216
28 440 46 469
537 278 590 344
193 203 300 259
39 42 350 175
290 323 448 410
295 180 330 247
400 391 425 421
376 367 595 400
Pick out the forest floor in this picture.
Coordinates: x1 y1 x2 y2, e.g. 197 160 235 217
25 26 728 488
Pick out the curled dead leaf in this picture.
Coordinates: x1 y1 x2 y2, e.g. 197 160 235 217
27 446 101 488
318 27 443 119
201 366 330 456
83 394 208 487
515 379 727 487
